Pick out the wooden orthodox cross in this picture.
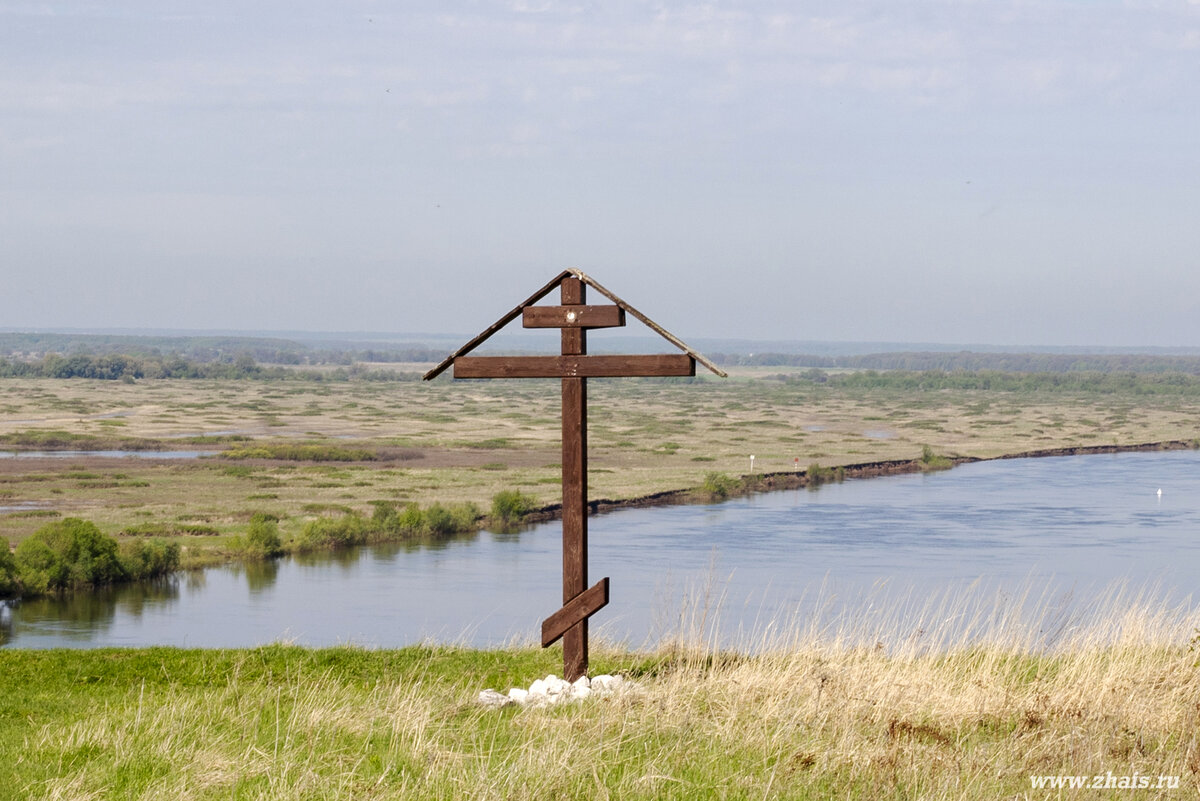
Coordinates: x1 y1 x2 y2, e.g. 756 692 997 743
424 270 724 680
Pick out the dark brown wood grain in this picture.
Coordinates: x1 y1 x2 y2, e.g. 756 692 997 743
541 578 610 648
453 354 696 378
426 271 718 682
423 268 727 380
421 269 574 381
522 304 626 329
560 277 589 681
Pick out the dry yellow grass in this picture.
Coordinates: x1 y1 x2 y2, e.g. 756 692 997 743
7 585 1198 799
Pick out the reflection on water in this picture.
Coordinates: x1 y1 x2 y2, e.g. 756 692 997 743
5 450 1200 650
0 604 11 646
227 561 280 594
8 579 180 643
184 570 207 592
368 543 403 564
293 547 362 573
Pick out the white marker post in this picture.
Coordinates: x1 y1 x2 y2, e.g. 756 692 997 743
749 455 755 473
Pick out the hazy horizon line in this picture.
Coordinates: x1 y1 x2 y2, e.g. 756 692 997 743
4 327 1200 357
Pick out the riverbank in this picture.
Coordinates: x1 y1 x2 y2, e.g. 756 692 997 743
3 437 1199 585
2 596 1197 800
525 437 1200 522
3 372 1200 568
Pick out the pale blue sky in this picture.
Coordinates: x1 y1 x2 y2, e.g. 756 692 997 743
2 1 1198 346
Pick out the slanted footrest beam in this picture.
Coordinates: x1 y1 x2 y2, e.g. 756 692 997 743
541 577 610 648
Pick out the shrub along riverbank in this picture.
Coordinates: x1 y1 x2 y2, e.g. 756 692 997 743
0 451 891 598
0 517 177 598
0 486 552 598
0 489 544 599
1 594 1197 800
0 497 487 599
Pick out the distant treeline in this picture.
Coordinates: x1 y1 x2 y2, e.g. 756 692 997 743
10 330 1200 381
712 350 1200 375
781 369 1200 395
0 354 420 382
0 333 443 366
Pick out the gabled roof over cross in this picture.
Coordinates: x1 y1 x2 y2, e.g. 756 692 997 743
422 268 727 381
421 270 723 681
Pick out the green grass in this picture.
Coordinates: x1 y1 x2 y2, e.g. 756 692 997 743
918 444 954 471
489 489 535 525
0 645 611 800
700 471 739 500
219 442 376 462
1 618 1197 800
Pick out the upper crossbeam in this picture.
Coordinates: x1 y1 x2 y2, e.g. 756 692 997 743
522 305 625 329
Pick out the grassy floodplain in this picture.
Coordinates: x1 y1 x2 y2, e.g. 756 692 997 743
2 365 1200 797
2 367 1200 565
1 594 1198 799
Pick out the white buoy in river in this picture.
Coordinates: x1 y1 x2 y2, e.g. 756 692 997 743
1157 488 1163 498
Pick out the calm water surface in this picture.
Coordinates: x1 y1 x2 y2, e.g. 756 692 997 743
4 450 1199 649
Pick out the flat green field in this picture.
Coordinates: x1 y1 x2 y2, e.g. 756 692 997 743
2 370 1200 561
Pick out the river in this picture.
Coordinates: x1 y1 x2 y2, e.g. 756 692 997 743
3 449 1199 650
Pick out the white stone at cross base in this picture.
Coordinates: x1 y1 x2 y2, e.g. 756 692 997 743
479 673 631 709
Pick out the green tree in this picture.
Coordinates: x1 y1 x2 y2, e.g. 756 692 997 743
120 539 181 580
701 472 738 501
15 518 127 594
244 513 284 558
490 490 534 525
0 543 20 598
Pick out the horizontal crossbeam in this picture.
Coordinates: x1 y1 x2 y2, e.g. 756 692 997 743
454 354 695 379
523 305 626 329
542 577 610 648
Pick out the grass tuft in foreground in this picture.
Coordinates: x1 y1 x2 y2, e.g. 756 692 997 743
2 589 1198 799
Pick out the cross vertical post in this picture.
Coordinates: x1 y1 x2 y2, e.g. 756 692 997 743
422 269 725 685
560 276 588 681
